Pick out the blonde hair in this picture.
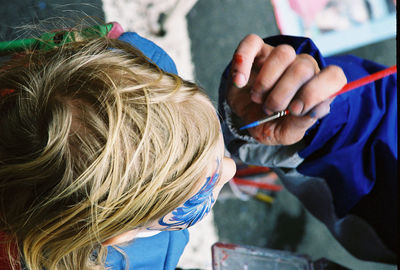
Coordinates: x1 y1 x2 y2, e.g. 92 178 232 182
0 37 220 269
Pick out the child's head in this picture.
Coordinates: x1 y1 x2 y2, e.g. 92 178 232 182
0 36 235 269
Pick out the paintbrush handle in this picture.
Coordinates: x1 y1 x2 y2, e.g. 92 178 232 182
330 65 397 98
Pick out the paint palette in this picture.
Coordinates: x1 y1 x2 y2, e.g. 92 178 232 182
212 243 349 269
212 243 312 270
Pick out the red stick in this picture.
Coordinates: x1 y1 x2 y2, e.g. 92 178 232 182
233 177 282 191
330 65 397 98
235 166 271 177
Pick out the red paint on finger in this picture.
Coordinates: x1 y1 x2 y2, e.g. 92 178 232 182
234 53 244 65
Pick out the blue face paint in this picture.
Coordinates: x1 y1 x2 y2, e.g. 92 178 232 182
157 159 220 230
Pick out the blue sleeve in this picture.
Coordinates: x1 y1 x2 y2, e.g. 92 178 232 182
264 36 398 251
105 230 189 270
298 53 397 215
118 32 178 75
262 36 397 214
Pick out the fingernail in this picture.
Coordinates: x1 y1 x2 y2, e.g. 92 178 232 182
289 99 304 115
309 103 331 119
233 72 246 88
250 90 262 104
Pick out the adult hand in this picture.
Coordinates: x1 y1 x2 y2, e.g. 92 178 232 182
227 34 347 145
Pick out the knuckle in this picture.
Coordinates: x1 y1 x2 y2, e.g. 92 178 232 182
297 53 319 71
326 65 347 85
291 61 314 79
297 53 317 64
297 53 314 61
274 44 296 63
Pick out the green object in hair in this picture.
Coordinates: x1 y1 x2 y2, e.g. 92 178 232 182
0 23 113 53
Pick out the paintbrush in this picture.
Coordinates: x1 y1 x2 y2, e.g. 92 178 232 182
240 65 397 130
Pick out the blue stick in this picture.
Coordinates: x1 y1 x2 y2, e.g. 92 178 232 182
239 121 262 130
239 110 289 130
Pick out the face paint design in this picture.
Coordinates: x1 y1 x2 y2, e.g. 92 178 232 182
157 159 220 230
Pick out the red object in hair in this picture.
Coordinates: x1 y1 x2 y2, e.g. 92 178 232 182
0 89 15 97
107 22 125 39
0 232 20 270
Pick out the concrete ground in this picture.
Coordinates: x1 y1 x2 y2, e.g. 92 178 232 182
0 1 396 269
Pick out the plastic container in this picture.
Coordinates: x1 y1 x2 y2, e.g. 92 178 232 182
212 242 348 270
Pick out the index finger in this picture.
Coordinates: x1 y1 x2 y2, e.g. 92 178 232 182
231 34 273 88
